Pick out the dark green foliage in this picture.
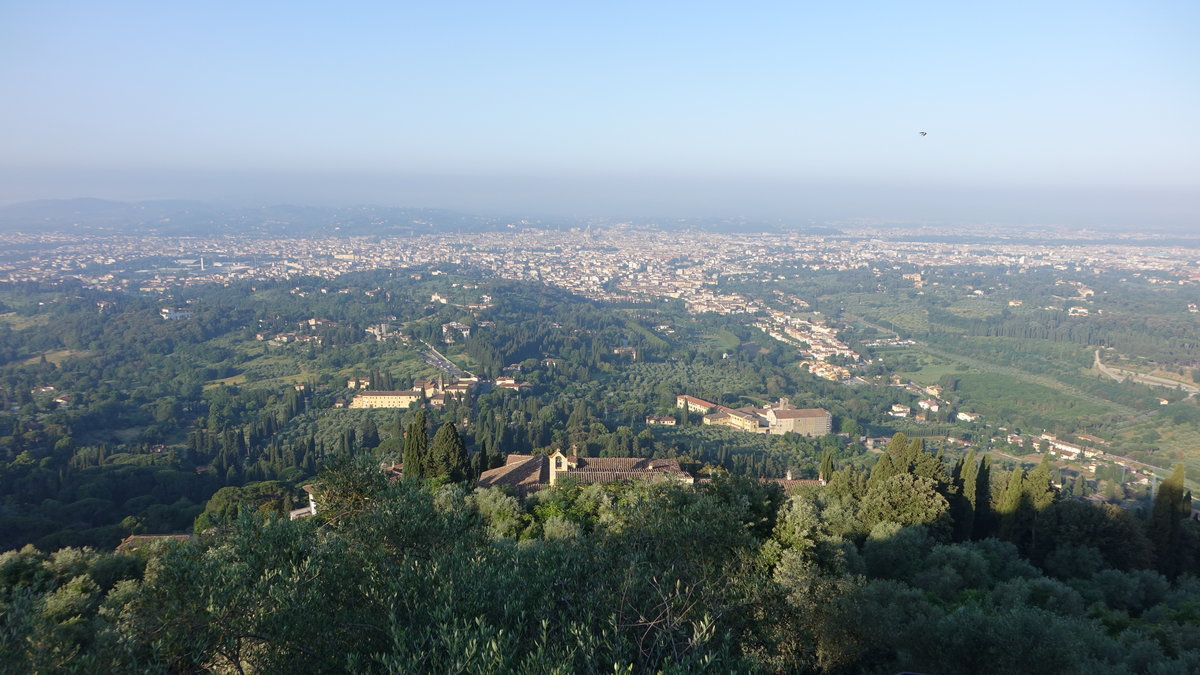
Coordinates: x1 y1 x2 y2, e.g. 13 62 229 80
825 464 868 502
862 434 953 537
1149 464 1192 578
429 421 468 482
192 480 294 532
867 434 947 493
4 461 1200 672
860 475 950 535
34 468 774 672
951 447 979 540
358 417 380 449
1032 500 1152 576
998 466 1029 544
6 262 1200 671
401 410 429 479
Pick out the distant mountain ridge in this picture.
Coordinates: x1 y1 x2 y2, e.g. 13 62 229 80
0 199 837 237
0 198 515 236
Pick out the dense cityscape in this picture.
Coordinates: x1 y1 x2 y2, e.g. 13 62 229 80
4 227 1198 293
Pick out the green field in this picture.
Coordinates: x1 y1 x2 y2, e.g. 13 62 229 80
950 372 1112 427
1114 404 1200 481
892 354 970 385
841 295 932 335
207 333 439 390
21 349 92 366
619 313 671 349
0 312 53 330
702 329 741 351
944 298 1007 319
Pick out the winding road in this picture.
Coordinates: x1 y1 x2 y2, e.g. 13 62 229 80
1094 350 1199 397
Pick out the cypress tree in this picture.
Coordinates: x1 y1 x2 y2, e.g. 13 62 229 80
430 421 469 482
820 448 834 483
952 448 979 541
1023 453 1058 557
1025 453 1057 511
360 418 380 449
866 454 898 492
973 455 993 539
998 466 1031 547
402 410 429 479
1150 464 1189 577
1072 473 1088 497
961 448 979 509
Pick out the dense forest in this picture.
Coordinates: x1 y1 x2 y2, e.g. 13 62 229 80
4 437 1200 673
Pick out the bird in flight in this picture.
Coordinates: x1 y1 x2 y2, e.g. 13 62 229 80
918 131 927 136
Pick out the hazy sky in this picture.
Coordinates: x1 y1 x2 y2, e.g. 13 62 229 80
1 1 1197 228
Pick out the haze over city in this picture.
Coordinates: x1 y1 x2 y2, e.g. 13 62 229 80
2 1 1197 229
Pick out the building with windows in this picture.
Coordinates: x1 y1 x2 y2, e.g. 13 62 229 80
700 397 832 437
676 395 716 414
348 389 422 408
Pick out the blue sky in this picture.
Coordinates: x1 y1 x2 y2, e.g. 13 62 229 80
1 1 1197 228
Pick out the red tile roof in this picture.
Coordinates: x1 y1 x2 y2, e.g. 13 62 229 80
477 454 549 496
115 534 192 553
477 454 692 494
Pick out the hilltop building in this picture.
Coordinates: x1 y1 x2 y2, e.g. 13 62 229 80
289 484 320 520
160 307 194 320
701 397 831 437
477 448 693 497
764 405 833 436
676 395 717 414
345 376 476 410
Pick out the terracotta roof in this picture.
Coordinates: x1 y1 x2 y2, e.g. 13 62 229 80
356 390 421 397
559 457 691 484
575 457 686 473
765 478 824 493
567 470 681 483
477 454 549 496
478 454 693 494
115 534 192 553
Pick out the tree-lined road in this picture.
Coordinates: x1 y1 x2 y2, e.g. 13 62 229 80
1094 350 1199 397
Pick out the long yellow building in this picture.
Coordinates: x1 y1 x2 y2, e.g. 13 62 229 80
348 389 423 408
